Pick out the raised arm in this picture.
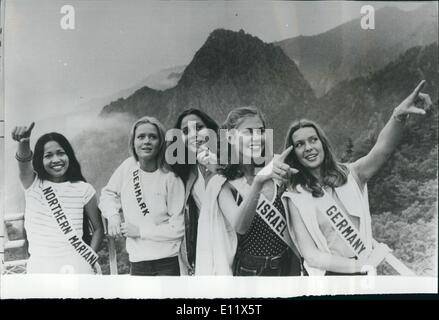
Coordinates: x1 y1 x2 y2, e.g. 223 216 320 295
352 80 432 186
11 122 36 189
218 178 265 235
218 147 296 234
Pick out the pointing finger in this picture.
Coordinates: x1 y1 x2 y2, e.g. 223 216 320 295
278 145 294 163
27 122 35 134
412 80 426 97
11 127 18 140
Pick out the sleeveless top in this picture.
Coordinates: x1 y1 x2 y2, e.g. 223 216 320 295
229 178 288 257
283 170 373 259
316 187 361 257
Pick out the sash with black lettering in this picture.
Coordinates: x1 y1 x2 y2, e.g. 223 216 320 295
40 183 101 274
317 190 368 259
255 193 293 248
132 168 151 216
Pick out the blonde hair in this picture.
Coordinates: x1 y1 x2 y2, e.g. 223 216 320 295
129 116 169 172
218 106 271 180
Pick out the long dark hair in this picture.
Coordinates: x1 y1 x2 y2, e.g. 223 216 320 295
170 108 219 182
217 106 267 180
284 119 348 198
33 132 92 244
33 132 85 182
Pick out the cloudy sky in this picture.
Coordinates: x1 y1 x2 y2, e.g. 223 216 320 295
3 0 426 125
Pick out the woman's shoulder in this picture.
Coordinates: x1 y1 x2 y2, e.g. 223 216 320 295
71 180 93 188
161 168 184 184
282 184 310 202
120 157 137 168
110 157 137 176
227 176 246 187
339 162 364 190
65 180 95 193
221 176 247 197
24 175 41 192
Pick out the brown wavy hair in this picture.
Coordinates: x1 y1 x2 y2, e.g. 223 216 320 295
284 119 348 197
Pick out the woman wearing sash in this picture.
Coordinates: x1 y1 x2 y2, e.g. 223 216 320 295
100 116 185 276
196 106 302 276
282 80 432 275
170 109 219 275
11 123 104 274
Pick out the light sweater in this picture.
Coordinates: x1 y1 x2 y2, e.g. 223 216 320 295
99 158 185 262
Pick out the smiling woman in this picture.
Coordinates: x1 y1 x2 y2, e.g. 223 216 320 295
10 123 104 274
281 80 433 276
196 106 302 276
99 116 185 276
169 108 219 276
41 141 70 182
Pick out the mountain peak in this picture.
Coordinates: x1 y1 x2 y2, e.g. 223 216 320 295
179 28 294 87
199 28 266 56
101 28 316 150
206 28 257 42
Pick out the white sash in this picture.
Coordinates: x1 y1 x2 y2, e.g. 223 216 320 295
41 184 101 274
132 168 151 216
317 189 368 260
256 193 293 249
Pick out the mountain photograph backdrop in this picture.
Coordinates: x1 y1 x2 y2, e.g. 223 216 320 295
5 4 438 276
274 3 438 96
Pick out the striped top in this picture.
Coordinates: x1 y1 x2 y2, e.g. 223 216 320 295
24 177 95 258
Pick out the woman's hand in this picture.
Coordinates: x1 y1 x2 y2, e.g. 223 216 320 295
121 222 140 238
393 80 432 120
12 122 35 143
13 122 37 188
197 145 218 173
107 214 122 237
351 80 433 186
257 146 298 184
360 242 392 273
